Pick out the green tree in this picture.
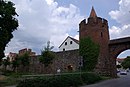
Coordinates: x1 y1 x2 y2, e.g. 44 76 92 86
12 55 20 72
79 37 100 71
39 41 55 67
19 53 30 67
0 0 18 61
2 57 10 70
116 65 121 69
18 52 30 72
121 56 130 69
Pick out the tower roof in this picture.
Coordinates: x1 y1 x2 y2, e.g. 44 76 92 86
89 6 97 18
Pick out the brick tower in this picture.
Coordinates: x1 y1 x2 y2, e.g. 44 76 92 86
79 7 110 76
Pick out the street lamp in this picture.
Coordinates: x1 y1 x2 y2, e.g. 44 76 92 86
79 56 83 78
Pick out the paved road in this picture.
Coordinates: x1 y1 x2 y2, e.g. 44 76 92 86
82 72 130 87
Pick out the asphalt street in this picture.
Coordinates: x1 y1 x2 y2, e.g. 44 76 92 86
82 72 130 87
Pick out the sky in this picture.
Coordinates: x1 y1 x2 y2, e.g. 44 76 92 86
5 0 130 58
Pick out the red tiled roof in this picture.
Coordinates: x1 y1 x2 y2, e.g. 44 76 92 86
89 6 97 18
116 58 125 62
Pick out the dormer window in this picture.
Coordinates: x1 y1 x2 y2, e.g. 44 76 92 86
70 41 72 44
65 42 67 45
63 48 65 51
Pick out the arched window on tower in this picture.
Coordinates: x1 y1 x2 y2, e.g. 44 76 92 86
101 32 103 37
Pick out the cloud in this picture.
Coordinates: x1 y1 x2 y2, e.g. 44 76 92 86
5 0 84 54
109 0 130 39
74 35 79 40
109 24 130 39
45 0 54 5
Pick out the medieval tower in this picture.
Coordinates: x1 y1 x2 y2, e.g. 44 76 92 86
79 7 110 76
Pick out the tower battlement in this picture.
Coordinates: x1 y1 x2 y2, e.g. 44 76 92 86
80 19 86 25
79 7 109 41
88 17 108 26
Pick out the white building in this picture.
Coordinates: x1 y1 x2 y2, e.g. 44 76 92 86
116 58 125 65
59 36 79 51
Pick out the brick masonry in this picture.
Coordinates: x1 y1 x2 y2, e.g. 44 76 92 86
15 50 80 74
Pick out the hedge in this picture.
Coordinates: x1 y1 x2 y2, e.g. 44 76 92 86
17 72 102 87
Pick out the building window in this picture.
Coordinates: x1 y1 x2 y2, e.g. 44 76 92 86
101 32 103 37
70 41 73 44
63 48 65 51
65 42 67 45
102 25 104 27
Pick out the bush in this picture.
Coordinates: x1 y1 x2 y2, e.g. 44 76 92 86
1 70 14 76
17 72 102 87
81 72 102 84
0 72 32 86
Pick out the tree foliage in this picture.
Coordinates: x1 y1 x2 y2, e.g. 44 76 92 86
79 37 100 71
11 54 20 71
39 41 55 67
11 53 29 72
121 56 130 69
2 57 10 70
0 0 18 61
19 53 30 67
116 65 121 68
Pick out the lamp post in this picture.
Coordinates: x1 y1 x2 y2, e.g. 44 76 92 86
79 56 83 78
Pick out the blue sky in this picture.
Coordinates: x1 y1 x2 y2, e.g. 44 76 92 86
5 0 130 58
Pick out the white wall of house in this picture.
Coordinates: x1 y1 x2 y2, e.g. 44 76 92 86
59 37 79 51
116 61 121 65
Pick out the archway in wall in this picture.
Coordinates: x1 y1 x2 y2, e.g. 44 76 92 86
108 36 130 77
67 64 73 72
117 50 130 58
116 50 130 75
109 44 130 77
